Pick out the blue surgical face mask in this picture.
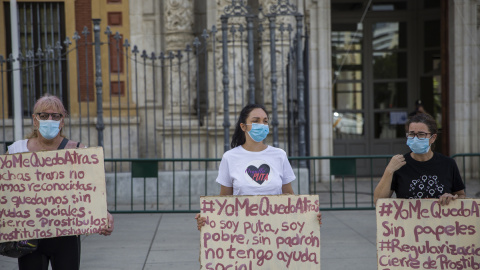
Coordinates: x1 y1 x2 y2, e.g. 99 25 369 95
247 123 269 142
407 137 430 154
38 120 61 140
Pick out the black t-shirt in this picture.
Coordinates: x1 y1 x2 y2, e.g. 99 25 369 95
391 152 465 199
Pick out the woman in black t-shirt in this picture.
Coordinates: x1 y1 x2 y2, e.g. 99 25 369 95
374 113 466 206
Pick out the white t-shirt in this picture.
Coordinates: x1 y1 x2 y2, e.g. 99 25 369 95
7 139 29 154
216 145 296 195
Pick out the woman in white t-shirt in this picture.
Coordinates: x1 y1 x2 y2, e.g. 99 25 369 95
195 104 322 229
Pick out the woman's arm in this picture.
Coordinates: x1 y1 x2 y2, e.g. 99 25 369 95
282 183 294 194
373 154 405 205
220 185 233 195
374 171 395 205
453 190 466 199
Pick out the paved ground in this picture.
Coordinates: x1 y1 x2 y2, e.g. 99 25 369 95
1 179 479 270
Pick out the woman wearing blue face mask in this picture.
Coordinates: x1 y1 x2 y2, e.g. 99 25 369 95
195 104 322 229
6 94 114 270
373 113 466 206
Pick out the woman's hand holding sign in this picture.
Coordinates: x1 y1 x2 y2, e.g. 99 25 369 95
195 213 206 231
99 212 114 236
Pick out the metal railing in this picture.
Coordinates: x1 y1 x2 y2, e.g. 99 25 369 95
451 153 480 192
105 154 479 213
104 155 391 213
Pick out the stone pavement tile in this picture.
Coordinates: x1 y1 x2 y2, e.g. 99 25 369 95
322 257 378 270
323 241 376 259
326 210 377 242
148 213 201 268
80 213 162 270
145 249 199 264
0 257 17 270
143 261 200 270
321 211 377 270
79 262 145 270
151 231 200 250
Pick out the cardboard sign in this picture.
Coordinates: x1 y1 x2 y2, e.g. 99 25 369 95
0 147 108 243
199 195 321 269
376 199 480 270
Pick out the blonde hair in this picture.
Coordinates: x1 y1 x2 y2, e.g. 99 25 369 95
27 94 68 139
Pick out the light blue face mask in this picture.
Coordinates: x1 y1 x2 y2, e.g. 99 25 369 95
38 120 61 140
247 123 269 142
406 137 430 154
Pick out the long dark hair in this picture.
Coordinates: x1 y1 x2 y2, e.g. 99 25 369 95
230 104 269 148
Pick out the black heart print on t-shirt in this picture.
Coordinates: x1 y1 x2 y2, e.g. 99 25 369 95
245 164 270 185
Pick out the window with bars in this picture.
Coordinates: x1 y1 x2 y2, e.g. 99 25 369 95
4 2 68 117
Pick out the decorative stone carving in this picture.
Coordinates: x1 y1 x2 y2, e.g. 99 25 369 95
216 0 248 40
165 0 194 31
260 0 295 26
164 0 194 49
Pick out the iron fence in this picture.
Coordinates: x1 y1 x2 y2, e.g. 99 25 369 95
1 1 309 166
104 155 390 213
104 154 479 213
451 153 480 192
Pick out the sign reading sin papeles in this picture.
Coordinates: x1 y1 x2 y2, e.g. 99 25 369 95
376 199 480 270
199 195 321 270
0 147 108 243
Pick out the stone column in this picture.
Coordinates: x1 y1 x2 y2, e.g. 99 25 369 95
259 0 295 113
307 0 333 181
129 0 163 157
450 0 479 153
129 0 163 107
449 0 480 179
216 0 250 113
210 0 252 151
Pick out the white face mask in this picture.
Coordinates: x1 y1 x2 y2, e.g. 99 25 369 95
38 119 61 140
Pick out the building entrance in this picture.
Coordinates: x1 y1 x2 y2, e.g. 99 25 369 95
331 0 443 175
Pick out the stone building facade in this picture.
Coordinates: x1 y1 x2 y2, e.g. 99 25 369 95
0 0 478 179
128 0 479 178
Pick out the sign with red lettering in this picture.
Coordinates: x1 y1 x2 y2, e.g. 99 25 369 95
376 199 480 270
199 195 321 269
0 147 108 243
